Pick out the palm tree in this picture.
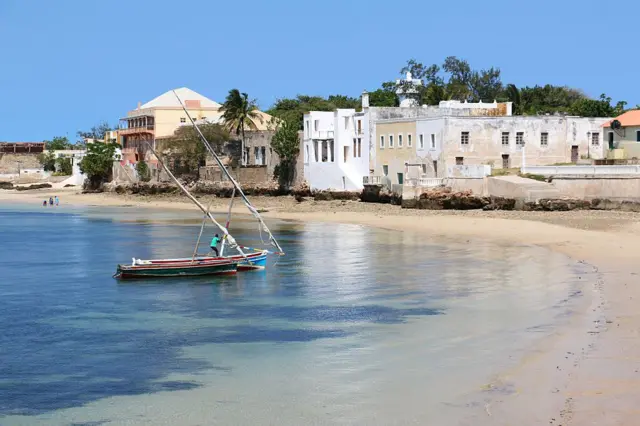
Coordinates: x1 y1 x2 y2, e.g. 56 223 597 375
219 89 263 166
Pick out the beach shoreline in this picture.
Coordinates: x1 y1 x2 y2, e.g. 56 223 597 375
2 189 640 425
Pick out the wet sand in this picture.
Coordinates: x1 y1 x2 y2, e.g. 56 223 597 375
2 188 640 425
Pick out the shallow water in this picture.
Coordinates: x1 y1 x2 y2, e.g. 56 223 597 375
0 204 590 425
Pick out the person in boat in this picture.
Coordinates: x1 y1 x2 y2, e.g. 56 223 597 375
210 234 220 257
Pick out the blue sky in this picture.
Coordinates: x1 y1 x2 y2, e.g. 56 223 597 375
0 0 637 142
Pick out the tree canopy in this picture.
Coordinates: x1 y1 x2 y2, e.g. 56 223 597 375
269 117 300 190
44 136 72 151
160 123 229 176
78 121 112 142
266 57 626 119
79 142 120 189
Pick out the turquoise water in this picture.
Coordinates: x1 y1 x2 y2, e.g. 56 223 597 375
0 205 589 425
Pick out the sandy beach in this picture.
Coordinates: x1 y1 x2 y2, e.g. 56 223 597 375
2 188 640 425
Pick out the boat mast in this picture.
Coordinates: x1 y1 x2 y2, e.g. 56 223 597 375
145 141 247 258
171 90 284 255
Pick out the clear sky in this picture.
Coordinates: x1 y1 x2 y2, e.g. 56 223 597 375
0 0 637 142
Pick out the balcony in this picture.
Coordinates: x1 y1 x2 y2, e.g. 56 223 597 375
119 125 155 136
310 130 334 140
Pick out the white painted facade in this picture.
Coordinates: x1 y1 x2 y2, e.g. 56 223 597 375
303 109 369 191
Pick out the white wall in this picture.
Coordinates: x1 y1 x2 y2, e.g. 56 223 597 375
303 109 370 191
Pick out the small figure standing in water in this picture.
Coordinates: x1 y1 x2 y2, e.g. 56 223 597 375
43 200 47 207
49 197 53 206
210 234 220 257
54 196 59 206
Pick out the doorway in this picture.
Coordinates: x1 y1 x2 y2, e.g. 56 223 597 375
502 154 510 169
571 146 579 163
433 160 438 177
609 132 615 149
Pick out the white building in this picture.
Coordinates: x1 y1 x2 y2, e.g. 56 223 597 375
303 107 370 191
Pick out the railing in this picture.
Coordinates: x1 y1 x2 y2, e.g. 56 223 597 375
311 130 334 140
522 165 640 176
119 125 155 135
363 175 383 185
406 177 445 187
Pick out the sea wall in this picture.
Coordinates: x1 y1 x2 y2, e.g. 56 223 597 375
551 176 640 201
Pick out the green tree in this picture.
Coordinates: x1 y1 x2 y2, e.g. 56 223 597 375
135 160 151 182
519 85 586 115
569 94 627 117
55 157 73 175
219 89 263 167
44 136 71 151
37 151 57 171
161 123 229 177
368 89 398 107
269 118 300 191
268 94 361 129
77 121 112 143
79 142 120 189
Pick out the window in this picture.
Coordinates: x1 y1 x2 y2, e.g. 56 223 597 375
380 135 385 148
516 132 524 146
261 147 266 165
329 140 335 162
541 132 549 146
502 132 509 145
591 132 600 146
397 173 404 185
357 120 362 134
180 117 186 123
431 134 436 149
419 134 424 149
389 134 394 148
357 138 362 158
254 147 260 165
398 134 403 147
305 145 309 163
421 164 427 174
353 138 357 159
408 134 412 147
344 146 349 163
305 120 310 137
344 117 349 130
637 131 640 142
321 141 328 162
456 157 464 165
383 165 389 176
314 120 319 131
314 141 319 162
461 132 469 145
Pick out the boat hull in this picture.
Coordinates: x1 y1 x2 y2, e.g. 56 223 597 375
116 259 238 279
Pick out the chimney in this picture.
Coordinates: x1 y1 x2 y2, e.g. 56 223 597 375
362 90 369 109
137 101 141 109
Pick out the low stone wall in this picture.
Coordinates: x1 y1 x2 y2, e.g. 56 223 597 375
198 165 271 186
0 153 41 174
551 176 640 201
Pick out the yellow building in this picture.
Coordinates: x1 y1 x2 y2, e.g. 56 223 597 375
603 110 640 160
374 120 417 185
119 87 273 165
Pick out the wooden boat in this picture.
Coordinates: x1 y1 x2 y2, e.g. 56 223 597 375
113 90 284 281
116 257 238 279
130 249 268 271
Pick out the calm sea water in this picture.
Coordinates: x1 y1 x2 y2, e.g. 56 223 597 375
0 204 589 425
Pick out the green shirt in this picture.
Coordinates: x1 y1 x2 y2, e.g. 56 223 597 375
210 236 220 247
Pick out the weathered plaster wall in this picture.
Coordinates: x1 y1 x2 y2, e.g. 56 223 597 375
440 116 608 169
